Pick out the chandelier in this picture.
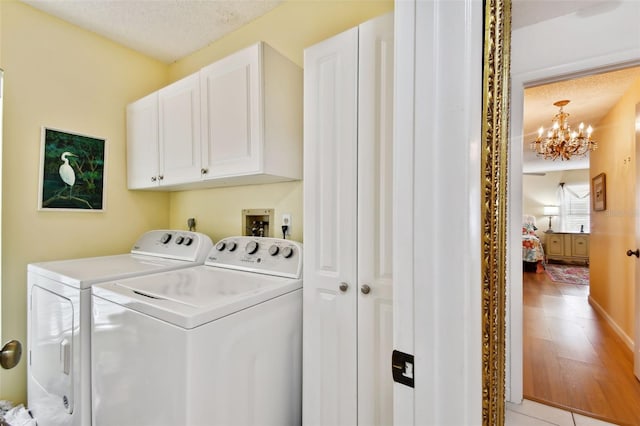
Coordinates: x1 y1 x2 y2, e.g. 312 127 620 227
530 100 597 161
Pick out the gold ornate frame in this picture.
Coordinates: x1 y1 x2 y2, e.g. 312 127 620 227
481 0 511 424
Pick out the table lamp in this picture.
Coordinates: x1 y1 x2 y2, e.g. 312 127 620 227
543 205 559 233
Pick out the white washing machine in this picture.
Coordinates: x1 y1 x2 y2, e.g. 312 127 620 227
91 236 303 426
27 230 213 426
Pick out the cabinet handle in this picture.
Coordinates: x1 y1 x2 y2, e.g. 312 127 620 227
158 175 164 181
360 284 371 295
151 176 157 182
339 282 349 292
626 249 639 258
201 168 209 175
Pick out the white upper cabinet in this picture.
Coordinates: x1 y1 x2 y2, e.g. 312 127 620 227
126 91 159 189
200 42 302 184
126 42 302 191
200 45 261 178
158 73 202 187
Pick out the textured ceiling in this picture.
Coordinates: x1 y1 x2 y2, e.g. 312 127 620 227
20 0 598 64
20 0 283 64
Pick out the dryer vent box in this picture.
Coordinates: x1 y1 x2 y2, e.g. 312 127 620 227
242 209 274 237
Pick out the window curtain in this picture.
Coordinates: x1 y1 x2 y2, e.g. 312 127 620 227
557 182 590 232
557 183 567 230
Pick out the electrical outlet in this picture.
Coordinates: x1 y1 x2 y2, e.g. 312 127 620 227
282 214 292 235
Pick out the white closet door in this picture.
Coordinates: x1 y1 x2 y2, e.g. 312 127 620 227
303 27 359 426
357 12 394 426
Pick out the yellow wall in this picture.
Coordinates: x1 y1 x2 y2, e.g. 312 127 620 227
166 0 393 242
0 1 170 402
589 75 640 342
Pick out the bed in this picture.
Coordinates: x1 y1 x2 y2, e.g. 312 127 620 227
523 215 545 273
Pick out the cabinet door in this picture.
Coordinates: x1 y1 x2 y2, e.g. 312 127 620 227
572 234 589 257
126 92 159 189
357 13 394 426
158 73 202 186
201 44 262 178
303 28 359 426
546 234 564 256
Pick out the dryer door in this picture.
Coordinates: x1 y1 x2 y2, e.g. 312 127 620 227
30 285 74 414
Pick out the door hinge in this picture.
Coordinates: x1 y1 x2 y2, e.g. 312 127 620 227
392 350 414 388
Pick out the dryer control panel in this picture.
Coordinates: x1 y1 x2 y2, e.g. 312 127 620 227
131 230 213 263
206 236 302 279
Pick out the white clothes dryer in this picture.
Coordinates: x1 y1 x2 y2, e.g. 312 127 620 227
27 230 213 426
91 236 302 426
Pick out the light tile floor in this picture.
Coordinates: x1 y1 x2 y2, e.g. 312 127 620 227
506 400 618 426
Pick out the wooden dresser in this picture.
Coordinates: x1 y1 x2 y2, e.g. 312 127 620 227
545 232 590 265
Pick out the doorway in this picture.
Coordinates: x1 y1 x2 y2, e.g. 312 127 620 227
508 3 640 423
519 68 640 423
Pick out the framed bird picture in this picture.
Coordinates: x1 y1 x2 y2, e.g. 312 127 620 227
38 127 107 211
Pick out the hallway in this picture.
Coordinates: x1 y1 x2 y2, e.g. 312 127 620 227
523 271 640 425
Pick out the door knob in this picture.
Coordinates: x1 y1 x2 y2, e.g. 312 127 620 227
339 282 349 292
360 284 371 295
0 340 22 370
627 249 640 258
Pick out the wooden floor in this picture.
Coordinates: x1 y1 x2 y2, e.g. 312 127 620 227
523 270 640 426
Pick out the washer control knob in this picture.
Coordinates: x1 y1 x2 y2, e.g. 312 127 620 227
269 245 280 256
175 236 185 245
183 237 193 246
216 242 226 251
160 233 172 244
227 241 237 251
282 246 294 259
246 241 259 255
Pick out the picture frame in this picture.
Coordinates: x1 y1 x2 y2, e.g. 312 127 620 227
592 172 606 212
38 127 107 211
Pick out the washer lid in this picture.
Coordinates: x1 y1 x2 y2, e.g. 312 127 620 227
91 266 301 329
28 254 195 289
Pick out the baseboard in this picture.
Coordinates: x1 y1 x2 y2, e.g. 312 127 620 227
588 295 634 352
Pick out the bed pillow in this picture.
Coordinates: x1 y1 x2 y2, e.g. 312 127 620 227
522 223 537 235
